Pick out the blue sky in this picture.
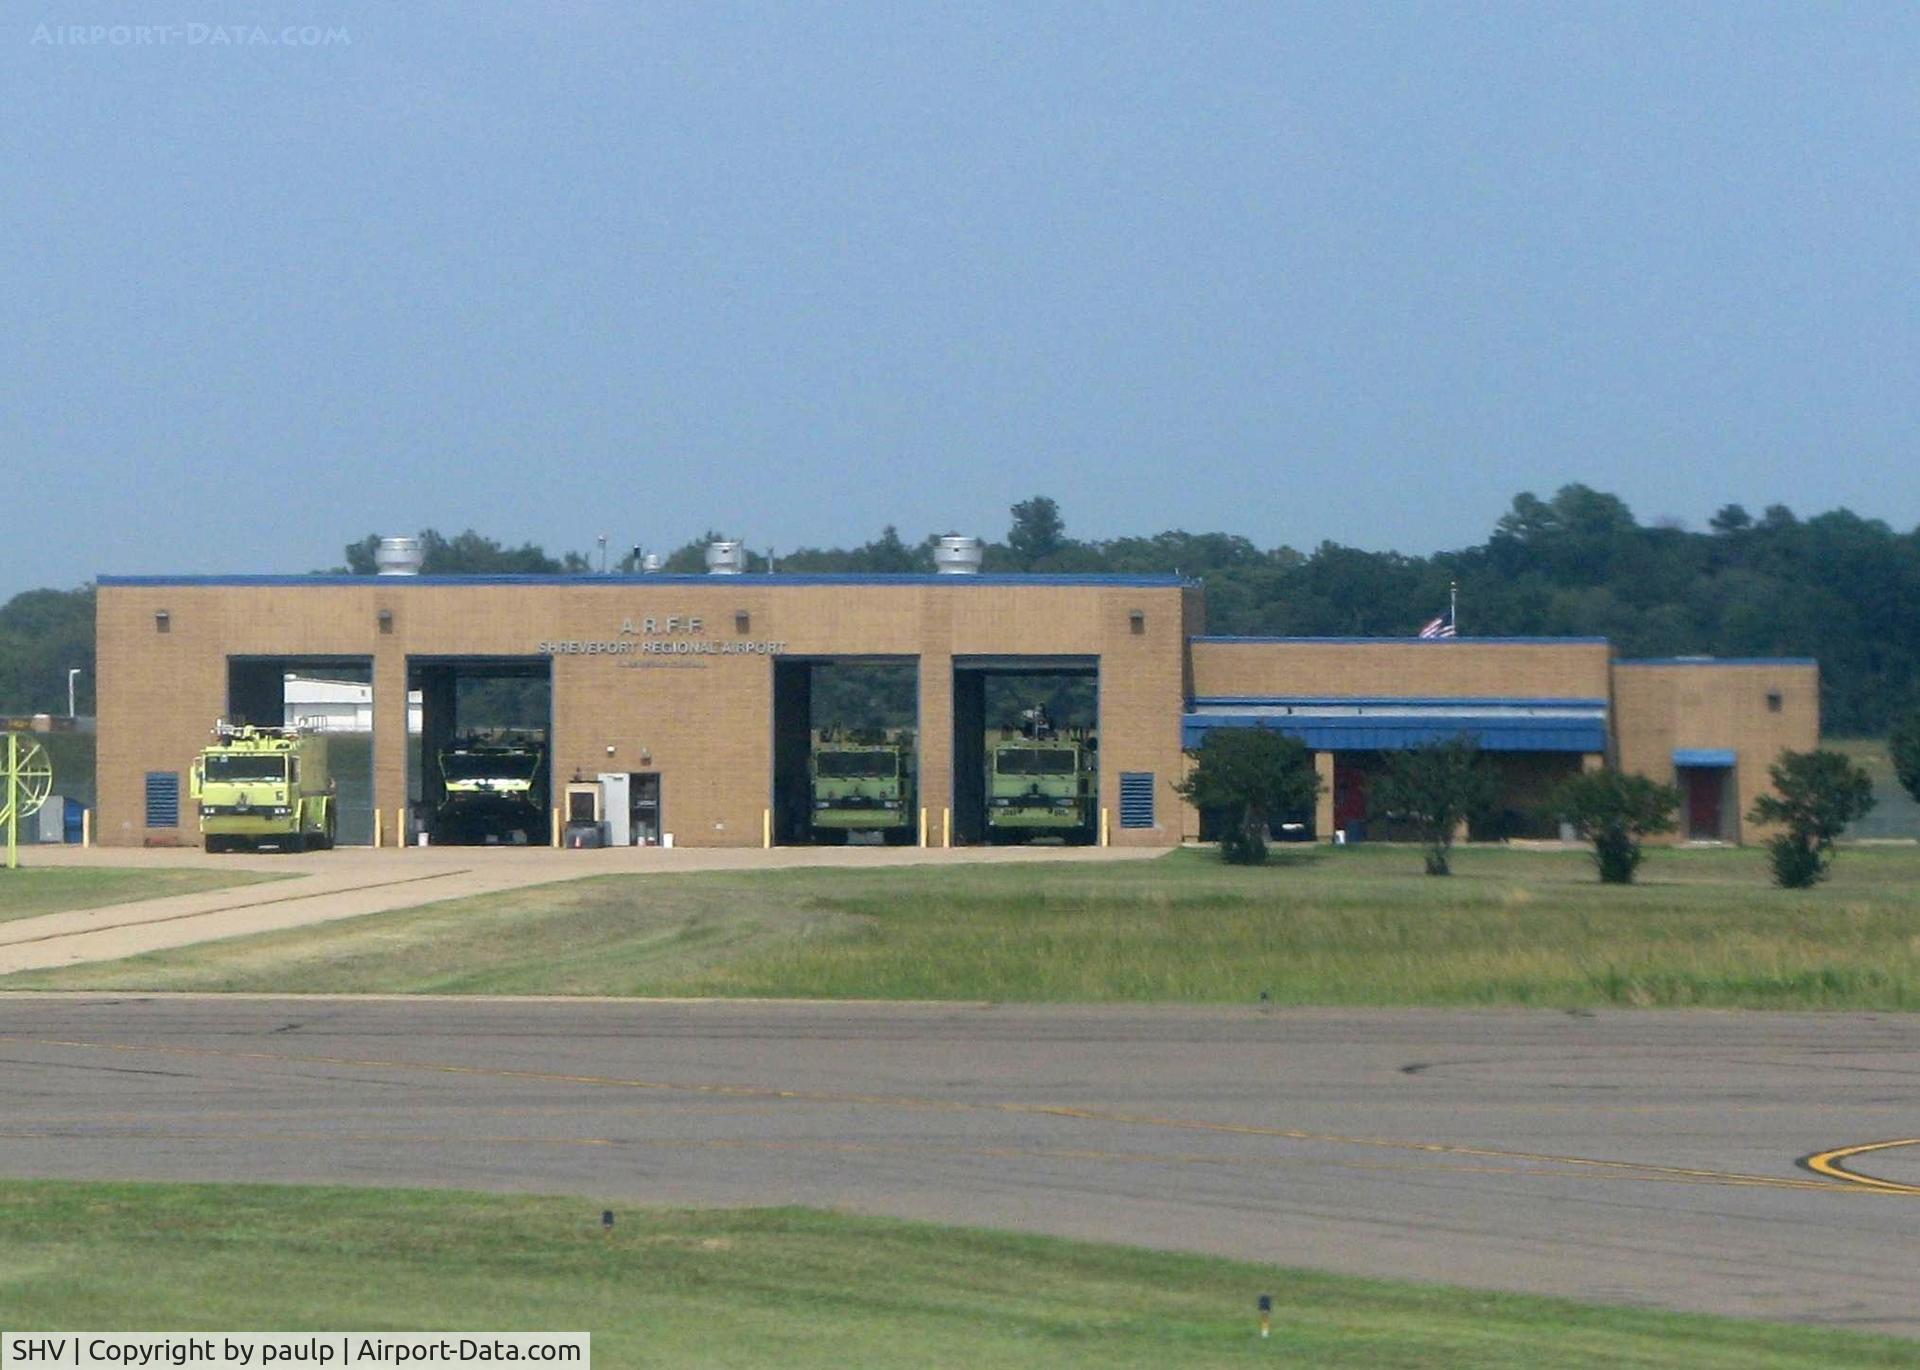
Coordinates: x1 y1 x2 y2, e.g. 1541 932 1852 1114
4 2 1915 597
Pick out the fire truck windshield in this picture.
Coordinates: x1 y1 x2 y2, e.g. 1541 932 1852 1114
444 752 530 782
996 748 1076 775
204 755 287 783
816 751 897 779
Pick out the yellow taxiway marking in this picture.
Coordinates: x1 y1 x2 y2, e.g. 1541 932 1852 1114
0 1128 1847 1190
0 1034 1896 1197
1800 1138 1920 1194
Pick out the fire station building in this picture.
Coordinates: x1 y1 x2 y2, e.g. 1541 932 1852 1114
93 553 1817 850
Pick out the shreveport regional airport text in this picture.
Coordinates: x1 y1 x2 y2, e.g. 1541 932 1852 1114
1 1336 588 1368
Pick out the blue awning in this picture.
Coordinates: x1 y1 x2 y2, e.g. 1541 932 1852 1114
1182 694 1608 754
1182 713 1606 753
1673 748 1736 768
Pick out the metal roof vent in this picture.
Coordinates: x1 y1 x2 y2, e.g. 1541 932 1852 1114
933 535 984 575
704 540 748 575
374 537 425 576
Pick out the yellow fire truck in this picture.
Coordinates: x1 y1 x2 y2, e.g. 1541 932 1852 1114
190 723 334 853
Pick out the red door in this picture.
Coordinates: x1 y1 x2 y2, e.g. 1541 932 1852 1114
1684 768 1723 840
1335 763 1369 834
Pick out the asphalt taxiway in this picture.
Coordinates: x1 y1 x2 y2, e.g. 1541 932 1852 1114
3 996 1917 1334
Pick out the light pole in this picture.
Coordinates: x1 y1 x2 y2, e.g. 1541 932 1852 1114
68 668 81 719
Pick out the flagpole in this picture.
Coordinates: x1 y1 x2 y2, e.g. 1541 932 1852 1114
1450 580 1458 636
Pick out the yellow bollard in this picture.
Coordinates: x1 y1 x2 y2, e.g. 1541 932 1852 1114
551 807 562 848
373 807 383 848
1101 808 1111 847
918 807 928 847
397 808 407 848
82 807 93 848
941 807 951 848
5 734 16 872
763 808 772 849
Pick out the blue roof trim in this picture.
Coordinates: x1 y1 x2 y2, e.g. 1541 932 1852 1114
1182 713 1606 753
1618 657 1817 668
98 573 1191 589
1192 696 1608 709
1190 635 1611 646
1674 748 1737 767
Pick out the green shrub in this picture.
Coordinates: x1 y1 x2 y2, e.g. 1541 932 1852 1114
1763 835 1825 890
1372 736 1496 877
1748 749 1875 889
1891 708 1920 806
1551 770 1680 885
1175 728 1320 866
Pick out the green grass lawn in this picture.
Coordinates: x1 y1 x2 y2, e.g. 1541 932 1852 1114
0 1180 1908 1368
14 843 1920 1010
0 867 280 923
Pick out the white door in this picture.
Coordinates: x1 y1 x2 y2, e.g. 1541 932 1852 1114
598 773 631 846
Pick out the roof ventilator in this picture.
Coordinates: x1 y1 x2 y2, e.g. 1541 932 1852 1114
934 535 984 574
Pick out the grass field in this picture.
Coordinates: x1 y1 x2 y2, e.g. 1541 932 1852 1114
0 1180 1908 1368
0 867 280 923
14 843 1920 1010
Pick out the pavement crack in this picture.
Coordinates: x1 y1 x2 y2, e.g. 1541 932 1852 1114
0 1056 195 1080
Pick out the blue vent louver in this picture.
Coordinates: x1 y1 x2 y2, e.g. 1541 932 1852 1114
145 772 180 828
1119 772 1155 829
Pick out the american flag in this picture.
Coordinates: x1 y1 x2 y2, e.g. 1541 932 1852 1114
1418 616 1456 639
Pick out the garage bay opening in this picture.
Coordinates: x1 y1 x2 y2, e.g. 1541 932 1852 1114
410 656 552 846
953 657 1099 845
772 657 918 845
221 656 376 848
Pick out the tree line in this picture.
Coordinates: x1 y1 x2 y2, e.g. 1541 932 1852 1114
6 486 1920 734
350 488 1920 734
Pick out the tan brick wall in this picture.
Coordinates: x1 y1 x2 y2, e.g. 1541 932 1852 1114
96 579 1194 848
1189 639 1614 700
1094 592 1193 846
1612 661 1820 844
915 590 954 838
96 592 225 847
